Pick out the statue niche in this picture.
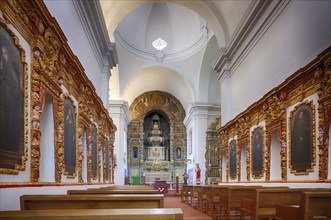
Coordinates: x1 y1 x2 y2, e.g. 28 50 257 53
146 113 168 161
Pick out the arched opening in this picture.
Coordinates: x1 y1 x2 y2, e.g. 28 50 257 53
222 153 227 182
270 130 281 180
39 93 55 182
82 127 87 182
240 144 247 181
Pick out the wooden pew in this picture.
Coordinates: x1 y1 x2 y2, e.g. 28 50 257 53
180 184 188 202
99 185 154 190
68 189 160 195
198 186 213 213
217 185 263 220
275 191 331 220
240 188 331 220
0 208 183 220
20 194 164 210
190 185 202 208
185 185 193 205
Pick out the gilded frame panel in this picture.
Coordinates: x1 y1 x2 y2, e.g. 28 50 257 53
0 20 28 174
288 101 316 175
229 140 237 180
61 94 78 179
251 126 265 179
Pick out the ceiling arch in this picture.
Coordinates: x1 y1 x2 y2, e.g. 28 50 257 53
100 0 230 48
122 66 194 110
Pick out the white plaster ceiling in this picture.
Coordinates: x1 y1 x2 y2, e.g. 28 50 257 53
101 1 255 111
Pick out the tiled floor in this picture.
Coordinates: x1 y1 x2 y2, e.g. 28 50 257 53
164 196 213 220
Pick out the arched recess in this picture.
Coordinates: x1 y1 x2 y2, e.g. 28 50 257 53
122 65 194 109
82 127 88 182
270 131 281 180
198 35 221 104
221 153 227 182
39 93 55 182
127 90 187 184
240 143 247 181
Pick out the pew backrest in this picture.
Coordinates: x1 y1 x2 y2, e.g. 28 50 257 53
20 194 164 210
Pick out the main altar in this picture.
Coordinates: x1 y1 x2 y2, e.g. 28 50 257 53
127 91 187 186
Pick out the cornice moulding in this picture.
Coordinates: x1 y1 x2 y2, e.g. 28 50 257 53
213 0 290 79
73 0 118 73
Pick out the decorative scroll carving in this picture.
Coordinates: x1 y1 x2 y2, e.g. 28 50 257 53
128 91 186 184
218 48 331 182
318 55 331 179
205 118 220 184
0 0 117 184
129 91 185 123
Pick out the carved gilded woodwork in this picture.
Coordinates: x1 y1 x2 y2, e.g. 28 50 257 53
218 47 331 182
205 119 220 184
128 91 186 183
0 0 116 184
0 20 29 174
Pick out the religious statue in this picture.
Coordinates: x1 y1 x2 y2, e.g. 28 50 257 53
195 163 201 185
182 171 188 185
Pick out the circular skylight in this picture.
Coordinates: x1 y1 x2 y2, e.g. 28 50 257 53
152 38 167 50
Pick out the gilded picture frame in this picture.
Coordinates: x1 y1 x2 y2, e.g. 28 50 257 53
251 127 264 179
91 124 98 179
0 22 28 174
289 101 315 175
229 140 237 180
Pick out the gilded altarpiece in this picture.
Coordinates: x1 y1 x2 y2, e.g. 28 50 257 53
205 118 221 184
218 47 331 182
128 91 187 184
0 0 116 184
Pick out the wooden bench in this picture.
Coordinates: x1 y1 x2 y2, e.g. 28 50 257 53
68 189 160 195
198 186 213 213
180 185 189 202
190 185 202 208
0 208 183 220
99 185 154 190
185 185 193 205
240 188 330 220
217 185 263 220
275 191 331 220
20 194 164 210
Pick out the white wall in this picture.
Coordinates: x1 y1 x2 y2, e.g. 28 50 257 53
109 100 130 185
240 144 246 181
270 131 281 181
44 0 108 106
39 93 55 182
224 0 331 123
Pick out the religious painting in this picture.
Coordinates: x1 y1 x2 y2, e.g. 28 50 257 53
132 146 138 159
229 140 237 179
64 98 76 176
251 127 264 178
91 124 98 179
289 102 315 174
105 138 109 180
0 24 26 172
175 147 181 160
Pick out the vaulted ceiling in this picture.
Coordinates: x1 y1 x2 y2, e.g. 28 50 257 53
100 1 267 111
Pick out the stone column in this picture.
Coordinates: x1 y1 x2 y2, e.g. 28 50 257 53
109 100 130 185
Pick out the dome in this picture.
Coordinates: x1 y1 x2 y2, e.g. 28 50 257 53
115 2 209 62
